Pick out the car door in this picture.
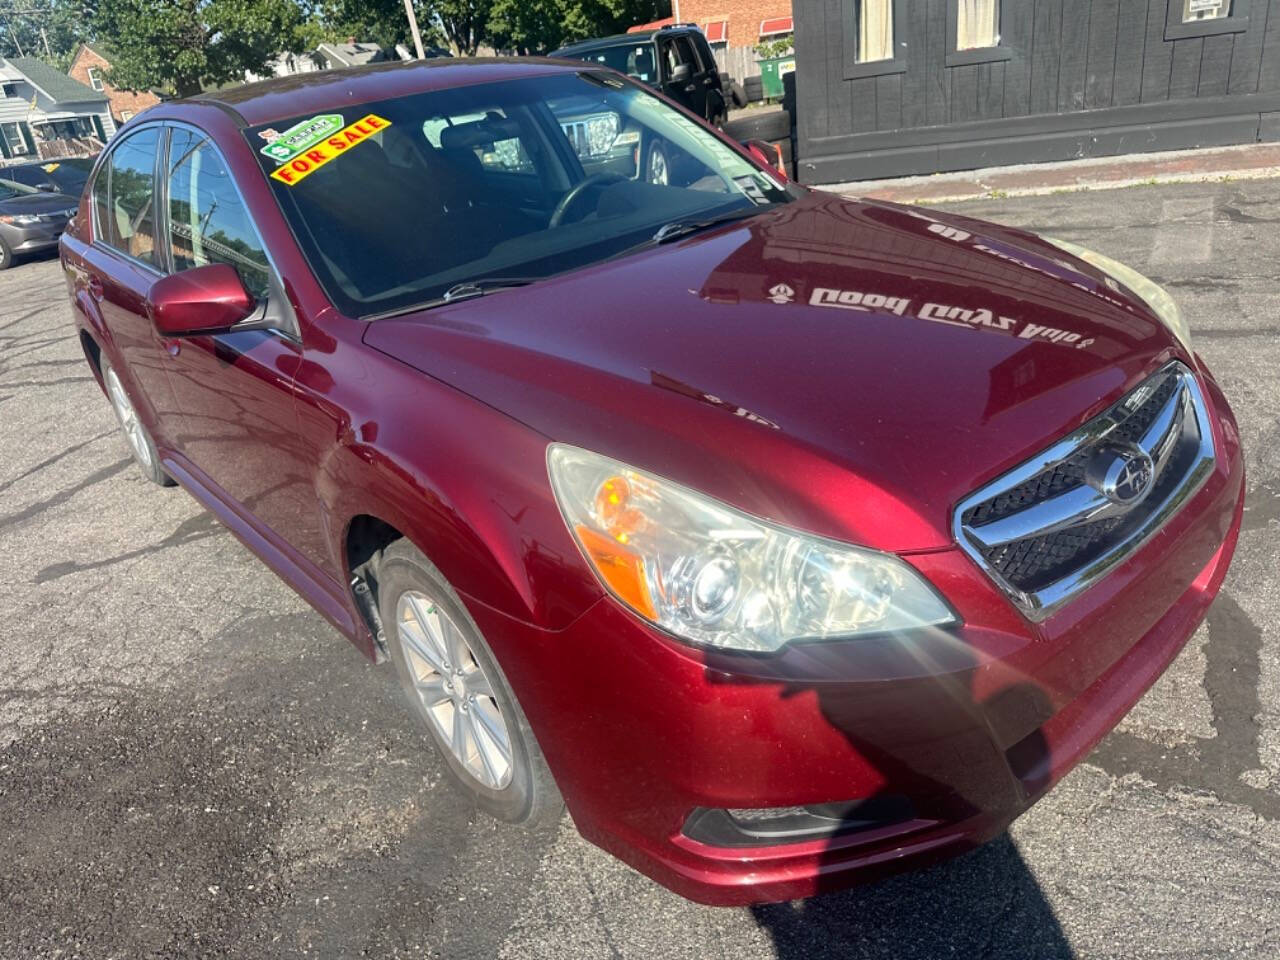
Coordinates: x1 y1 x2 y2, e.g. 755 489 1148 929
80 124 183 441
659 35 708 119
154 123 331 573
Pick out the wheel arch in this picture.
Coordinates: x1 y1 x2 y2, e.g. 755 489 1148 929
322 418 602 652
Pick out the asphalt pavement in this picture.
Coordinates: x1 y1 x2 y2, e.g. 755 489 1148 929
1 177 1279 959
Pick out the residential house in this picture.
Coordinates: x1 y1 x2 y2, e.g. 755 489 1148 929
0 57 114 162
67 44 161 126
245 41 395 82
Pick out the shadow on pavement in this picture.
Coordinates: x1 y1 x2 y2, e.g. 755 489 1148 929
750 834 1072 959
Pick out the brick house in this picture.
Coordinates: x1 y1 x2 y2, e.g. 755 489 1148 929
67 44 160 126
670 0 793 52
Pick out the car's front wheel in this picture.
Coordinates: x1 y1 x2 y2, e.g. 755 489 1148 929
645 141 670 185
378 539 562 826
102 359 175 486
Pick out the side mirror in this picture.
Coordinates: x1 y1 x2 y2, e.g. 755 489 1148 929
148 262 255 337
37 182 57 192
670 63 692 84
745 139 789 182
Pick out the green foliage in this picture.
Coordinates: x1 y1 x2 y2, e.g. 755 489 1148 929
753 33 793 60
0 0 97 69
319 0 443 52
486 0 669 55
92 0 307 97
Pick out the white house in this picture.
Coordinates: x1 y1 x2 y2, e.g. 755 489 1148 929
0 57 115 162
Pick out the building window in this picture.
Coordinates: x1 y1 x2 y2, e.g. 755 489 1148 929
1 121 30 156
1165 0 1249 38
1183 0 1231 21
842 0 906 78
853 0 893 62
946 0 1012 65
957 0 1000 50
86 66 104 91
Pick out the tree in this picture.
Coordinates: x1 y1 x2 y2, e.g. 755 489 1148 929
92 0 307 97
433 0 491 55
0 0 98 69
485 0 669 55
320 0 442 52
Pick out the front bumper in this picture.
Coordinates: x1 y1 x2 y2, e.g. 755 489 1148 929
466 365 1244 906
0 219 68 253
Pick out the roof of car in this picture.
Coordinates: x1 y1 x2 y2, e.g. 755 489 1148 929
551 28 701 55
185 57 587 127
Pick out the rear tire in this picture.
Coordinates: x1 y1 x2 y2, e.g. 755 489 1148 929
723 108 791 142
378 539 563 827
102 358 175 486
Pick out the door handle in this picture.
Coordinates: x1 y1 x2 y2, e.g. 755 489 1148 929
684 83 697 92
87 275 104 301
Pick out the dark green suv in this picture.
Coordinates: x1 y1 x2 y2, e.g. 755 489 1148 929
551 25 728 128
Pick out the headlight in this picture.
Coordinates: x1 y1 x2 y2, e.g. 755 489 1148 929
1043 236 1192 350
547 445 957 652
0 214 40 226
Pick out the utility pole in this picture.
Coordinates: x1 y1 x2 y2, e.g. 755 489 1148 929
40 26 50 57
402 0 426 59
2 13 25 56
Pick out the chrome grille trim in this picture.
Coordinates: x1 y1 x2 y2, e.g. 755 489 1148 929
953 361 1216 621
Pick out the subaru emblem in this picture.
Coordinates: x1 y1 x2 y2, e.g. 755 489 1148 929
1087 443 1156 506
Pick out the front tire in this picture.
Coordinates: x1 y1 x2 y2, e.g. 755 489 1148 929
0 237 13 270
378 539 562 826
102 358 174 486
645 140 670 185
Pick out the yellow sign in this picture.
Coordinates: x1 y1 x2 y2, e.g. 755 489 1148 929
269 113 391 186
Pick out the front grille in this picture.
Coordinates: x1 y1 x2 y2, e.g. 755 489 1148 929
954 362 1216 620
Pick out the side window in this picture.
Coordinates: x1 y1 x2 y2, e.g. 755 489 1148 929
99 126 160 266
166 128 271 299
666 36 698 75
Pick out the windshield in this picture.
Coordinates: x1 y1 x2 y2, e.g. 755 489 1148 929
248 72 791 318
0 178 40 201
556 43 659 84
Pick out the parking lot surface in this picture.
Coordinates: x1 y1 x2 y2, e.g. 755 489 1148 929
1 178 1279 959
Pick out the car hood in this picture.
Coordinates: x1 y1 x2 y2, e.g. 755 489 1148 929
0 190 78 214
363 191 1187 552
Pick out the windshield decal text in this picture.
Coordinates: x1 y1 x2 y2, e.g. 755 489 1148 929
269 115 392 186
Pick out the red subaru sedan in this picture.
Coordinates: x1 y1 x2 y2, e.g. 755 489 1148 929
60 59 1243 905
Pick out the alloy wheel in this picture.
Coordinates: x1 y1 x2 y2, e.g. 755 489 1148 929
648 146 669 185
396 591 513 790
105 366 153 471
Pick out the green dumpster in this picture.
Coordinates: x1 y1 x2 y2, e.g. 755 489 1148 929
758 56 796 100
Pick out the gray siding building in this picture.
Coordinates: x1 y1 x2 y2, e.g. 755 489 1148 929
793 0 1280 183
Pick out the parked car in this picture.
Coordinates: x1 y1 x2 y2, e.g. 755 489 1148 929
4 156 98 198
0 176 80 268
551 25 728 128
60 60 1243 906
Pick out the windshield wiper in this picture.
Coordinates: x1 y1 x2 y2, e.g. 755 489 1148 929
440 276 540 303
649 206 770 245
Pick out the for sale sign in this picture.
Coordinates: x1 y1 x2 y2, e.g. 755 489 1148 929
259 114 346 164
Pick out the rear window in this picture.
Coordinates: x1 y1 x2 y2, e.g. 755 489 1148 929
247 72 790 319
557 43 658 84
